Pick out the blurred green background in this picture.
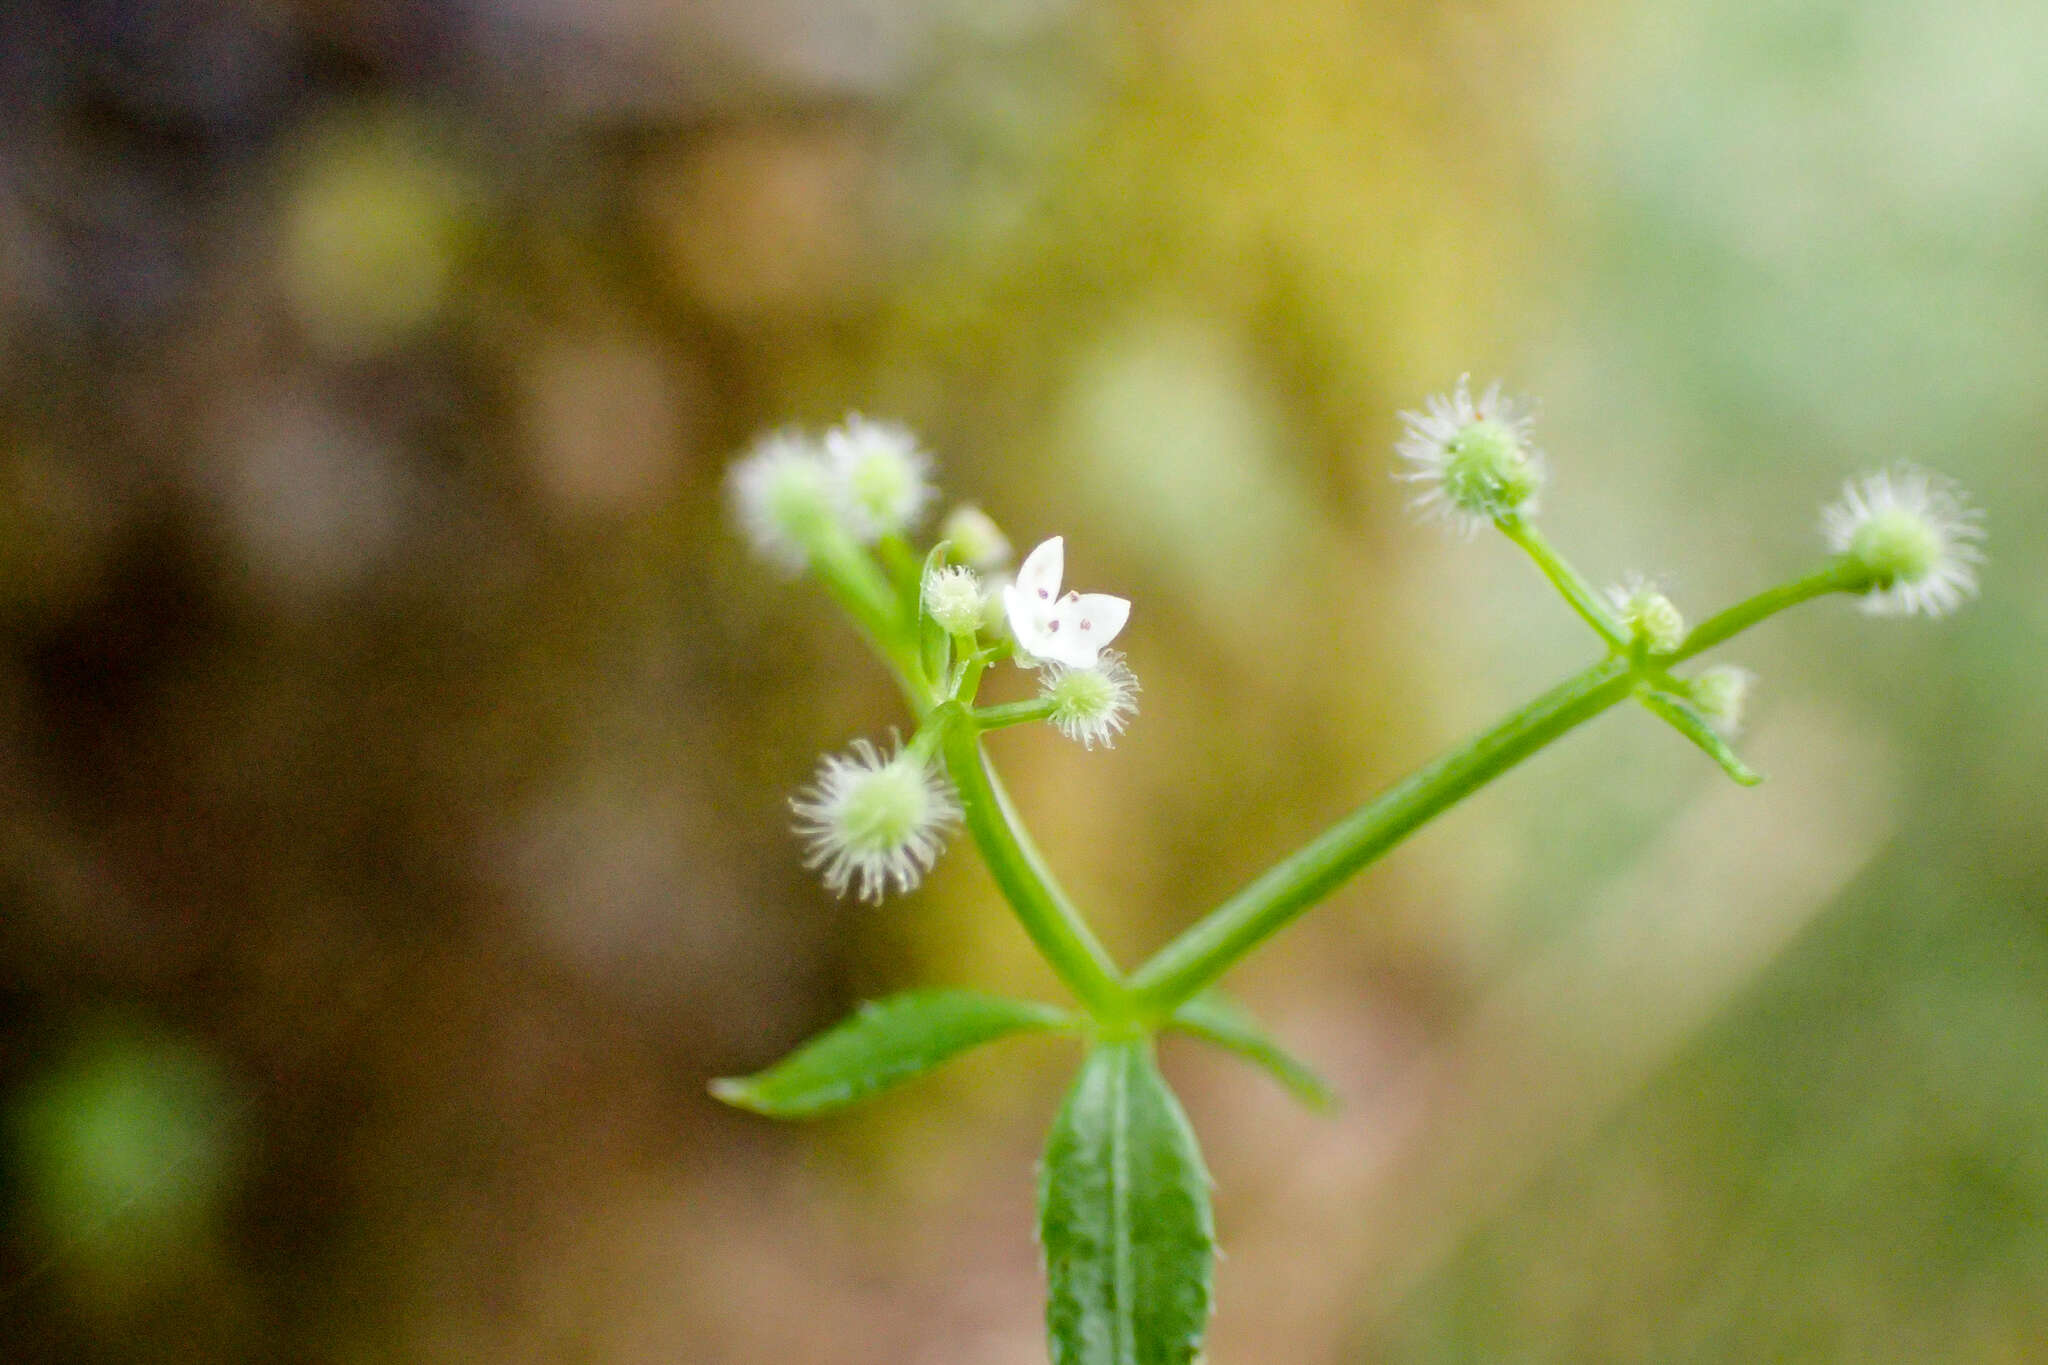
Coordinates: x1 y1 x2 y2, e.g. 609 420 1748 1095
2 0 2045 1360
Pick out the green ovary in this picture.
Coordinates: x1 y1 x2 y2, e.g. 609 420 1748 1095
1443 420 1539 515
841 763 932 851
1050 669 1116 722
1850 508 1941 585
848 457 912 528
766 466 836 540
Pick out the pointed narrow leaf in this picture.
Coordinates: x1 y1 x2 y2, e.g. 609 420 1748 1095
1039 1041 1215 1365
712 990 1071 1119
1639 687 1762 786
1168 991 1335 1113
918 541 953 682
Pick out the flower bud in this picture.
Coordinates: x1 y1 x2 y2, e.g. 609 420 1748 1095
923 564 985 635
1607 574 1686 653
1686 665 1755 736
978 573 1012 638
940 503 1012 570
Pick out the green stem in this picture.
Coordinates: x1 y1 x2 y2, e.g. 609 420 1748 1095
940 723 1130 1019
878 534 923 602
953 640 990 705
1498 515 1629 648
1664 558 1867 664
974 698 1057 730
1128 656 1636 1015
803 527 935 711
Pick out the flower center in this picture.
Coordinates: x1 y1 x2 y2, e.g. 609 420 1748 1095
1849 507 1943 585
839 762 931 852
1441 420 1539 517
847 454 916 526
1050 667 1117 720
764 463 836 540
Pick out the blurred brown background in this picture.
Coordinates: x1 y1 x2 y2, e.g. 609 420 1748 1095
3 0 2047 1361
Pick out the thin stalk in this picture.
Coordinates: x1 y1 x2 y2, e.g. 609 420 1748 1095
952 641 990 705
1664 558 1866 664
878 534 923 602
1498 516 1630 648
1129 656 1636 1015
804 528 935 711
973 698 1057 730
940 724 1130 1019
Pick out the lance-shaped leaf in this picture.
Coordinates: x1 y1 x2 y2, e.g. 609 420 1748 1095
1039 1040 1215 1365
1639 686 1761 786
712 989 1072 1119
917 541 953 682
1168 990 1335 1113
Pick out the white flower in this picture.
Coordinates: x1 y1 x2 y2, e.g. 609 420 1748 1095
923 563 985 635
1820 466 1985 617
1040 652 1139 749
1001 537 1131 669
727 429 836 572
1606 573 1686 653
790 738 961 903
824 415 935 542
1395 376 1545 533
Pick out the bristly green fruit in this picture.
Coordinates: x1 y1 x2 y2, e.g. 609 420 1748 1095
1441 419 1542 520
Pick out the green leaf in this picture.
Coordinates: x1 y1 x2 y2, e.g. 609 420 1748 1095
1168 991 1336 1113
917 541 953 684
711 989 1072 1119
1639 686 1762 786
1039 1040 1215 1365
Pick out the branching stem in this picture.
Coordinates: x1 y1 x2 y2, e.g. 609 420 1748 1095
1128 656 1635 1015
940 720 1130 1019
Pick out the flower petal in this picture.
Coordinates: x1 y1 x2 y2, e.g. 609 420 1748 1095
1003 580 1056 662
1023 592 1125 669
1005 537 1071 663
1062 593 1130 663
1014 537 1064 604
